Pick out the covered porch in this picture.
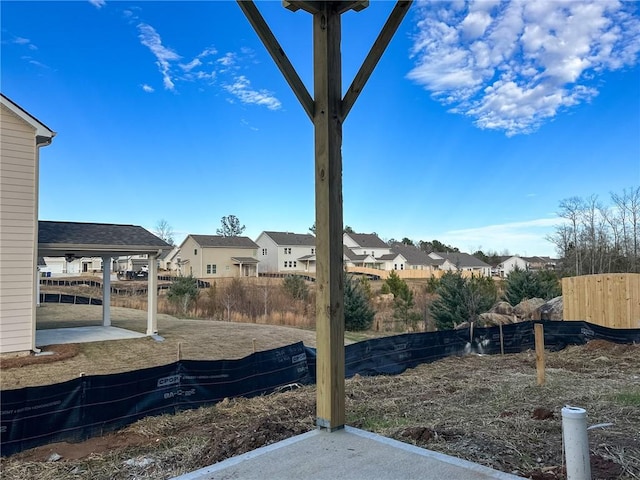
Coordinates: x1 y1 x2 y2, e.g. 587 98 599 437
231 256 260 277
37 221 171 342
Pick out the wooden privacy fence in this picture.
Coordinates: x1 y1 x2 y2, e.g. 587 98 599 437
345 267 484 280
562 273 640 329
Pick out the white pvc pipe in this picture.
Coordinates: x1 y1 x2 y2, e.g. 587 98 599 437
562 406 591 480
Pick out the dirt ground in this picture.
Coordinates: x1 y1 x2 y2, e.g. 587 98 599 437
1 333 639 480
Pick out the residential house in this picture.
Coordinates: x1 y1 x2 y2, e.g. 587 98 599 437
115 254 149 274
255 231 316 273
0 94 55 354
177 235 260 278
343 232 392 258
428 252 492 277
343 246 376 269
524 256 557 271
494 255 529 277
389 242 439 271
40 256 104 276
343 232 394 269
158 245 181 272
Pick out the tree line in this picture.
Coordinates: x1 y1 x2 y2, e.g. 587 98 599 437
548 186 640 276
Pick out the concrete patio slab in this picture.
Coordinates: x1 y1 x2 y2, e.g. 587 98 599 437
173 426 524 480
35 326 146 347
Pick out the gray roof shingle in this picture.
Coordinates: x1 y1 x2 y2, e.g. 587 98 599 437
346 233 388 249
390 242 438 266
39 221 170 248
191 235 258 248
262 231 316 247
433 252 491 268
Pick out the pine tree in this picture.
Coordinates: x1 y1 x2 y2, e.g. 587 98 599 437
344 273 375 331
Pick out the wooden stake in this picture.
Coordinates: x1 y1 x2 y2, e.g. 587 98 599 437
534 323 545 386
499 323 504 355
252 338 257 353
177 342 182 361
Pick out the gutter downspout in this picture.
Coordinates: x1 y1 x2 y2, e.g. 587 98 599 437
32 133 56 354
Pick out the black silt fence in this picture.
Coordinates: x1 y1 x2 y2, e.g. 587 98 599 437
303 320 640 384
1 342 310 457
2 321 639 457
40 293 103 306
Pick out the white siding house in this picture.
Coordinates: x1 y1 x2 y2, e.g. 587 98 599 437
343 232 392 259
495 256 529 277
428 252 492 277
0 94 55 354
255 231 316 273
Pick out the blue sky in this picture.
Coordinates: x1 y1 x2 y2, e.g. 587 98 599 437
2 0 639 257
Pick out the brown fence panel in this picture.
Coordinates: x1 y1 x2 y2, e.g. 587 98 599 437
562 273 640 328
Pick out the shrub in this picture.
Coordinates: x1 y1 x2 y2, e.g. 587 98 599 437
168 275 199 315
282 275 308 301
429 272 497 329
504 268 562 305
344 273 375 331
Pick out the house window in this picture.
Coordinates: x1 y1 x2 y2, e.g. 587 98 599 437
284 248 291 255
262 248 267 255
194 249 198 255
400 264 404 270
394 264 397 270
284 261 287 268
206 264 217 274
311 248 315 255
293 261 297 268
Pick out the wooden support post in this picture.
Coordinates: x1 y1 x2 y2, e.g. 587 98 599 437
314 3 345 431
534 323 545 386
177 342 182 361
499 323 504 355
237 0 412 434
252 338 257 353
147 253 159 335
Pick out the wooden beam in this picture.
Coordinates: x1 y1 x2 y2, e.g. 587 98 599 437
342 0 412 120
335 1 369 14
283 1 321 14
314 2 345 431
237 1 314 120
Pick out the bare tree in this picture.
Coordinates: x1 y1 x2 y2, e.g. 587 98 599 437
551 188 639 276
155 219 175 245
558 197 584 276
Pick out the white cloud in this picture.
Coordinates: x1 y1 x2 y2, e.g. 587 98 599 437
440 217 564 256
408 0 640 135
88 0 106 9
197 47 218 59
137 23 181 91
134 24 280 109
224 76 282 110
21 56 49 69
141 84 154 93
179 58 202 72
217 52 237 72
5 36 38 50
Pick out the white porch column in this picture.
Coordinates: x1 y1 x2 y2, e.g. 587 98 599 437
36 267 41 306
147 253 158 335
102 256 111 326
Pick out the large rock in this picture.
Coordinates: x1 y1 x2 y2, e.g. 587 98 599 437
478 312 516 327
514 298 546 320
489 301 514 316
532 296 563 321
